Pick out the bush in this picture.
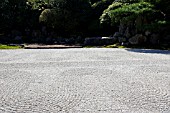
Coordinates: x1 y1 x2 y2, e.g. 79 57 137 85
100 2 165 32
109 2 155 25
100 2 123 25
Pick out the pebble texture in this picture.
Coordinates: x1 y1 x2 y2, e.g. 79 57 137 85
0 48 170 113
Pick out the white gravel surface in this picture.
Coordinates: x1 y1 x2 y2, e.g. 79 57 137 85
0 48 170 113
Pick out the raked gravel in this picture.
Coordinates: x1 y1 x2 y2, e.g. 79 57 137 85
0 48 170 113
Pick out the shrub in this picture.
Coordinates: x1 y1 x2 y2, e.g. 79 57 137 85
109 2 155 25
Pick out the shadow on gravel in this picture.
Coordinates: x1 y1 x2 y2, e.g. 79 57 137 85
125 49 170 54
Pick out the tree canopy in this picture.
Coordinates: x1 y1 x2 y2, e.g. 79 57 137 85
0 0 169 45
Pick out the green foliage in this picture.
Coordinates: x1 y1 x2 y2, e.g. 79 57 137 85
40 0 92 35
90 0 101 4
92 0 114 18
142 20 168 33
100 2 123 25
0 0 40 31
100 2 159 26
157 0 170 20
39 9 55 26
110 2 155 24
27 0 48 10
104 2 123 12
0 0 27 28
114 0 140 3
114 0 160 4
0 0 169 44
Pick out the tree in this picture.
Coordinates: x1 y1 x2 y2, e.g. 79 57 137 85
27 0 49 10
0 0 34 31
100 1 165 33
157 0 170 20
40 0 92 36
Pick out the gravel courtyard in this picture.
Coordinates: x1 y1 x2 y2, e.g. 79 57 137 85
0 48 170 113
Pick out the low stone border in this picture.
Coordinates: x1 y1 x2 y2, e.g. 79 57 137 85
24 44 83 49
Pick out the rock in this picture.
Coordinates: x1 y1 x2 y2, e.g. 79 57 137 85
121 42 129 46
111 36 118 42
113 32 121 38
15 36 22 40
124 27 131 38
14 36 23 44
102 39 115 45
0 34 8 43
102 37 110 39
150 34 159 45
119 21 126 35
25 28 31 36
135 16 143 32
76 36 84 44
46 37 53 44
41 26 47 36
164 35 170 41
84 37 116 46
11 30 21 37
118 37 126 43
129 34 147 45
113 32 122 42
161 35 170 46
66 37 75 44
84 37 100 46
145 30 151 36
131 28 136 36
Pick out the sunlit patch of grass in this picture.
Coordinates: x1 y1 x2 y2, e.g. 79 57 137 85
104 43 126 48
104 44 118 48
83 46 94 48
0 44 22 49
118 45 126 48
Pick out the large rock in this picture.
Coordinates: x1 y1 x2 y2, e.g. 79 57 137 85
135 16 143 32
14 36 23 44
131 29 136 36
150 34 159 45
124 27 131 38
11 30 22 37
113 32 121 38
161 35 170 46
145 30 151 36
129 34 147 45
0 35 7 43
84 37 116 46
119 21 126 35
118 37 126 43
164 35 170 41
84 37 101 46
45 37 53 44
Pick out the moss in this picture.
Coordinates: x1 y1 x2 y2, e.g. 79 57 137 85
103 43 127 48
104 44 118 48
0 45 22 49
118 45 126 48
